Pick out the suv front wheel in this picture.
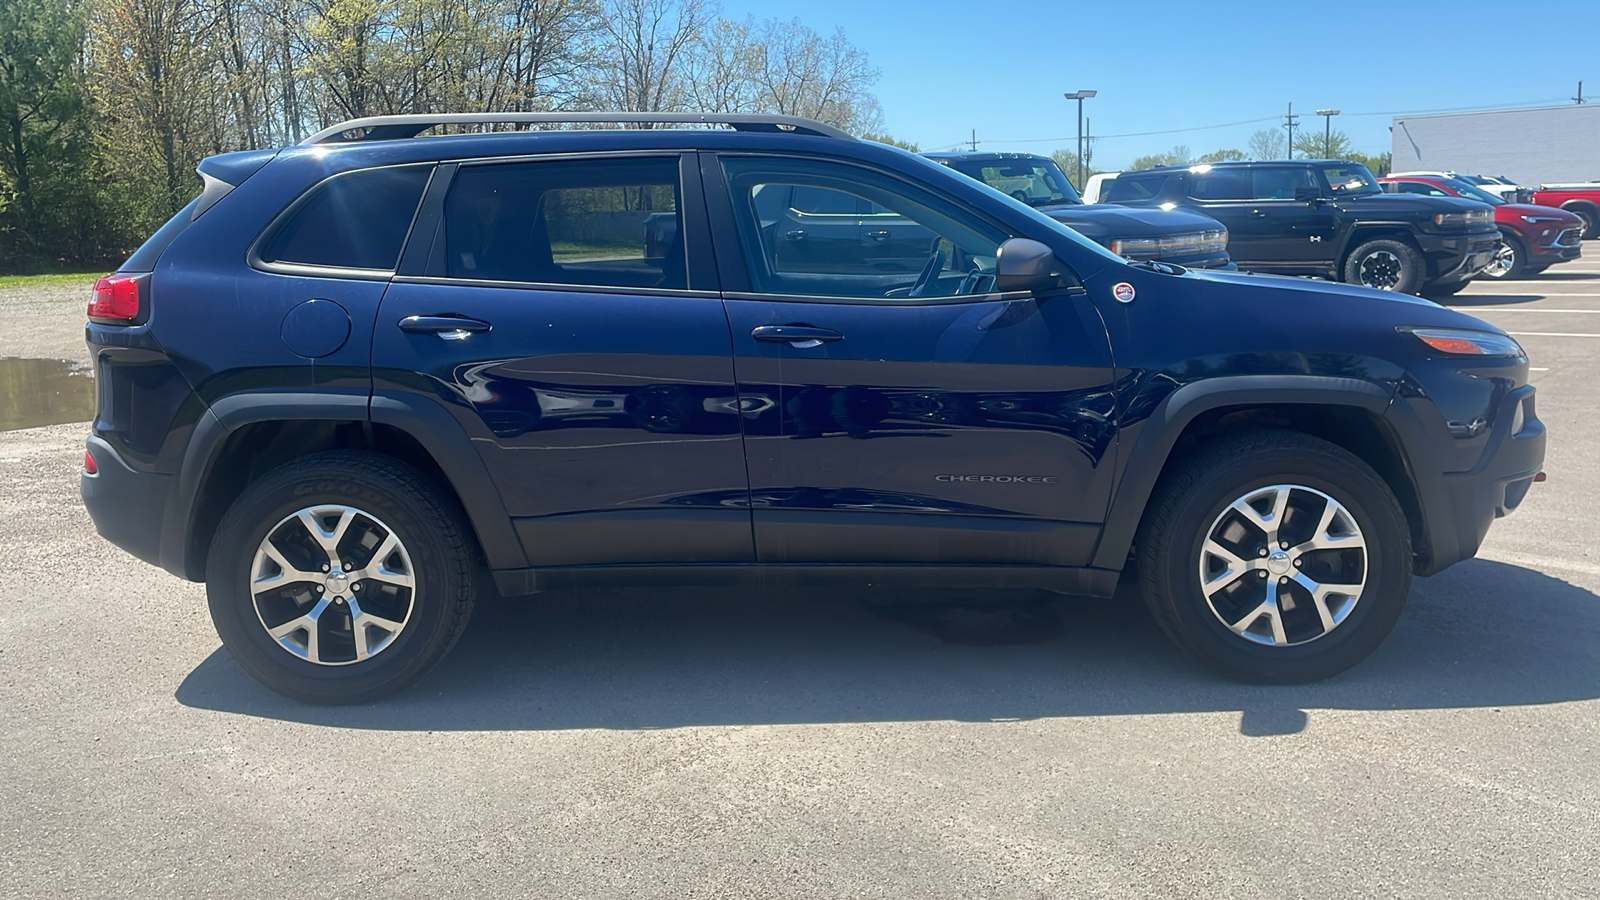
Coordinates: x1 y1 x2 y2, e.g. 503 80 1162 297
1343 238 1423 294
205 452 478 703
1137 430 1411 683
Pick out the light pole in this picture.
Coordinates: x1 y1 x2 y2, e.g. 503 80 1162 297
1316 109 1341 158
1064 90 1097 189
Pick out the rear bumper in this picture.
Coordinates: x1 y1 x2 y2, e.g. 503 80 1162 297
1392 384 1546 575
81 434 179 576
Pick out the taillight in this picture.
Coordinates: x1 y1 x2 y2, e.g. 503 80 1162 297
88 274 141 321
83 450 98 475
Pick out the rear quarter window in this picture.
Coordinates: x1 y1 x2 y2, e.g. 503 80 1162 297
258 166 432 271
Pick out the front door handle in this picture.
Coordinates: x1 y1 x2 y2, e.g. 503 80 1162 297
398 314 492 340
1251 209 1270 217
866 230 890 241
751 324 843 349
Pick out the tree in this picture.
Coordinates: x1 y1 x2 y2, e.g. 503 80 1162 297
861 132 916 151
1194 148 1245 163
1347 150 1392 176
591 0 711 113
1129 145 1191 170
1247 127 1285 160
1293 126 1352 160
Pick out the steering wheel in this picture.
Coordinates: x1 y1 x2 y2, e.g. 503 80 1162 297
906 249 946 298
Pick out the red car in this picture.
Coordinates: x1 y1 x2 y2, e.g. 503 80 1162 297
1380 175 1584 279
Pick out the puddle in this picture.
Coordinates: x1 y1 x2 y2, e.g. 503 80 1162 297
0 358 95 432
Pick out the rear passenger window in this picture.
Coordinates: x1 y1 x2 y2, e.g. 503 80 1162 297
259 166 430 271
1189 170 1251 200
440 157 684 290
1251 167 1316 200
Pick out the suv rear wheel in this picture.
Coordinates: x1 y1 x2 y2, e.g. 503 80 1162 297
1137 430 1411 683
205 451 478 703
1343 238 1423 294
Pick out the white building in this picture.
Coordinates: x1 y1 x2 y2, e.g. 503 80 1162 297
1390 103 1600 186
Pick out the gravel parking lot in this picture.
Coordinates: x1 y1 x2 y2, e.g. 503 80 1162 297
3 263 1598 898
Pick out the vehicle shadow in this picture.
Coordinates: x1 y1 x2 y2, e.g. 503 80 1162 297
1445 294 1550 307
176 558 1600 735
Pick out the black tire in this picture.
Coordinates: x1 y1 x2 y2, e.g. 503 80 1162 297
1570 205 1597 240
1342 238 1424 294
1136 429 1411 683
1480 235 1524 280
205 451 478 704
1420 279 1470 298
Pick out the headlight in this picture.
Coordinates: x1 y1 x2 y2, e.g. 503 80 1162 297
1402 327 1524 357
1520 214 1565 224
1433 209 1493 228
1110 229 1228 259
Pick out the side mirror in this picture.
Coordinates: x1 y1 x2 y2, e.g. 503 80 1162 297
1294 187 1323 203
994 238 1070 293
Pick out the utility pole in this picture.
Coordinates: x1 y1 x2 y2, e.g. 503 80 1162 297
968 129 978 151
1316 109 1341 158
1576 81 1586 105
1284 102 1299 159
1064 90 1097 188
1084 117 1092 175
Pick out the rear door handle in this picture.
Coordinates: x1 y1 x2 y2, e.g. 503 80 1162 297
1251 209 1269 217
751 324 843 349
398 314 492 340
866 230 890 241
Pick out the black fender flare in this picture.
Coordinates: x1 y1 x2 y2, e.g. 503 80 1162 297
162 390 527 581
1089 375 1396 571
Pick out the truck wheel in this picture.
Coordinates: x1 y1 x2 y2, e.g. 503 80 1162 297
1570 206 1597 240
205 451 478 704
1480 236 1524 280
1136 430 1411 683
1343 239 1423 294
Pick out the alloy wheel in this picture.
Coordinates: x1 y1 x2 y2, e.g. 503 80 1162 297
1482 242 1517 279
1356 250 1404 290
249 505 417 665
1197 484 1367 647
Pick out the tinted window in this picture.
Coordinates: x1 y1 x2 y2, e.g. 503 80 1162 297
1105 173 1168 202
260 166 430 270
1189 169 1251 200
720 156 1006 300
1251 167 1316 200
1317 163 1381 195
441 157 683 289
791 186 862 214
948 159 1082 207
1397 181 1450 197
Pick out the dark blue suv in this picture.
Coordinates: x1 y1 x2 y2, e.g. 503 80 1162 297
81 113 1546 703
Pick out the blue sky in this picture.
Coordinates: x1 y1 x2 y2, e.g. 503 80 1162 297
720 0 1599 167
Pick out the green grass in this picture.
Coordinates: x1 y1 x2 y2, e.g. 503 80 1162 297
0 271 104 290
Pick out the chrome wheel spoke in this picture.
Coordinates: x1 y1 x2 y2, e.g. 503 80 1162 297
1231 581 1288 646
1201 539 1260 597
347 597 406 661
267 596 333 663
298 506 357 567
252 541 321 592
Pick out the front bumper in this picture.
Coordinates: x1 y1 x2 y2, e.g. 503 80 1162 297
1418 231 1503 283
1389 383 1546 575
1528 227 1583 265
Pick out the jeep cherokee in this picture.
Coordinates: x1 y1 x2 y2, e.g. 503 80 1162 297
81 113 1546 703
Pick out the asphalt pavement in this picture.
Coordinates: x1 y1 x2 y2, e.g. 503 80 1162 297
2 260 1598 899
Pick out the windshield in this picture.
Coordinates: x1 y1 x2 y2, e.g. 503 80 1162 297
902 155 1123 265
948 158 1083 207
1441 178 1505 206
1318 163 1382 195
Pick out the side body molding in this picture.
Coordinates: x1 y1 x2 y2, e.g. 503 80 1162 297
1090 375 1397 572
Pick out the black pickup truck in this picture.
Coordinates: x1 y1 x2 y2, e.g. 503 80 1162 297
1104 160 1501 295
924 151 1234 270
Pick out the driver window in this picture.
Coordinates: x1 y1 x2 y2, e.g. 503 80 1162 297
721 157 1005 301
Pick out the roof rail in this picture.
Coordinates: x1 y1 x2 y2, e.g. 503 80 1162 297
301 112 854 145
